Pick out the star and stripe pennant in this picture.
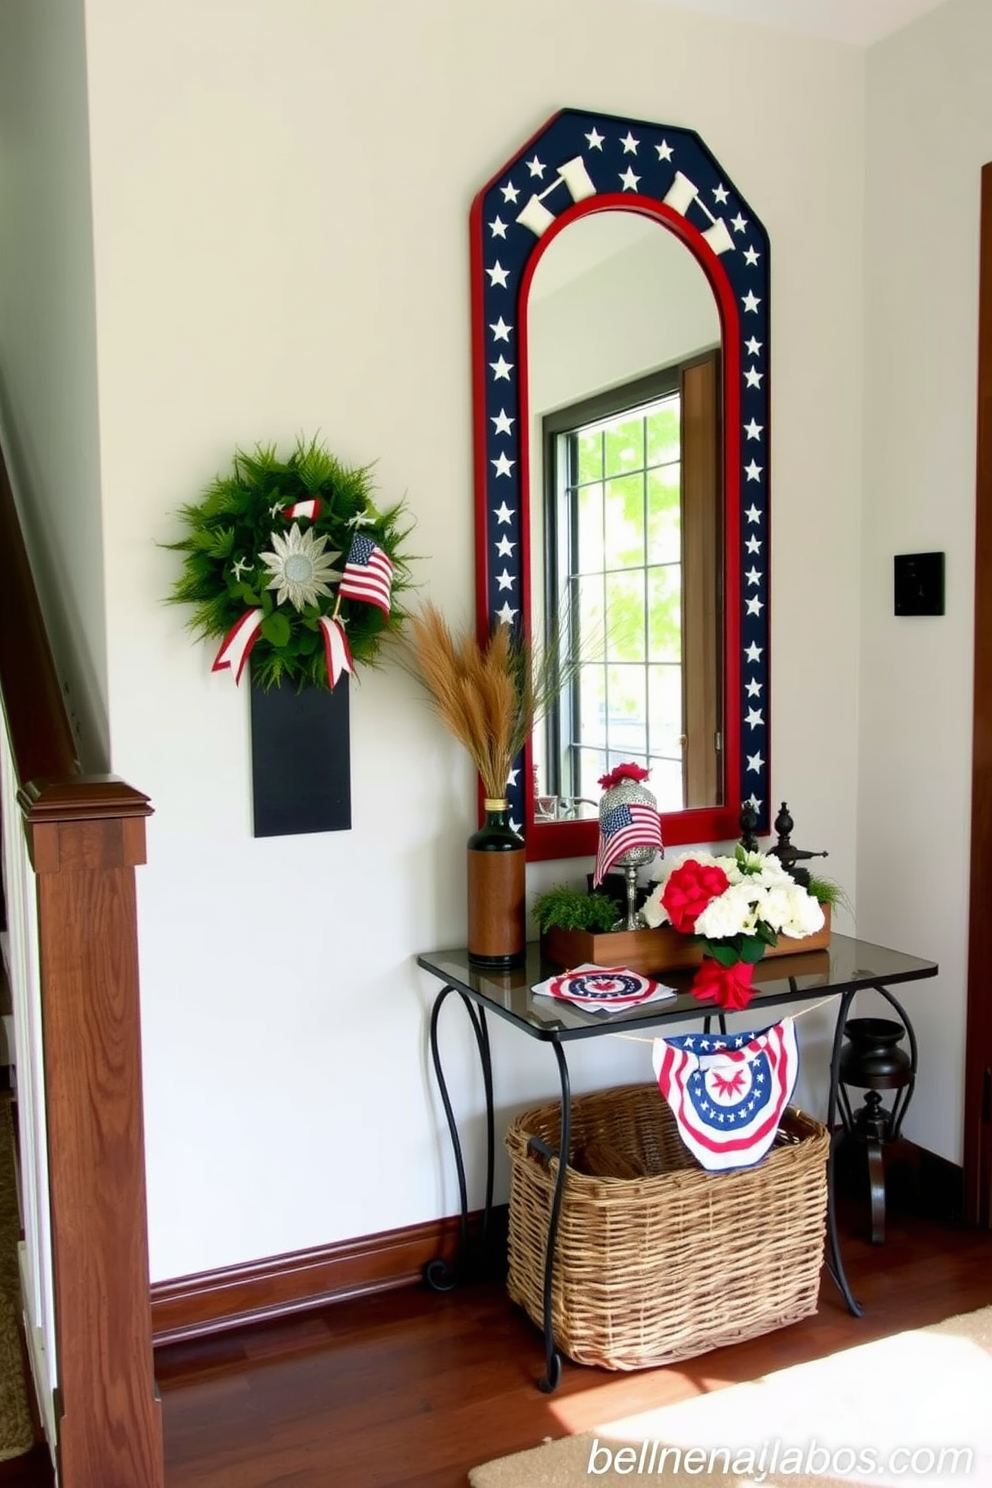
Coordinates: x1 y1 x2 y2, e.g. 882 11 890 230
651 1019 799 1171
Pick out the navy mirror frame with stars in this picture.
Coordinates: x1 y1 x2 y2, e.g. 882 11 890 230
470 108 771 861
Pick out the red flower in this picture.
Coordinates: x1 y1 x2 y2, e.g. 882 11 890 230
598 762 651 790
661 858 730 933
691 958 755 1012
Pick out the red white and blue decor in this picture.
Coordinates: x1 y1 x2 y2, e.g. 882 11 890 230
652 1019 799 1171
165 437 414 837
533 962 676 1014
166 436 412 695
471 109 771 855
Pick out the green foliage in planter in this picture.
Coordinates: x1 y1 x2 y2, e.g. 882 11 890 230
807 874 850 916
531 884 619 934
164 436 415 690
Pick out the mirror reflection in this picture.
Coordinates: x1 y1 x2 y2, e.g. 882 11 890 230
527 211 723 822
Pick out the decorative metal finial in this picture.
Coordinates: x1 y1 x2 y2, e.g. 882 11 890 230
767 801 828 887
739 799 759 852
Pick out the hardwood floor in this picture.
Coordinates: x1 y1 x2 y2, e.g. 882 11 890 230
6 1195 992 1488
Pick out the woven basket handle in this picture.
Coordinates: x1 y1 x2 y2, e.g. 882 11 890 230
527 1135 561 1169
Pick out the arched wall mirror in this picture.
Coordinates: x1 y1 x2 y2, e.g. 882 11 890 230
470 108 770 861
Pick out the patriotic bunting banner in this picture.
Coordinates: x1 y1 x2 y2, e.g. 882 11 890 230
594 801 662 885
651 1019 799 1171
339 533 394 614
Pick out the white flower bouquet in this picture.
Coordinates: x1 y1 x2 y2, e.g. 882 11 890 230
641 847 826 1009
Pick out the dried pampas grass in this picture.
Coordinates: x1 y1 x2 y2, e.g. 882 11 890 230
404 602 566 802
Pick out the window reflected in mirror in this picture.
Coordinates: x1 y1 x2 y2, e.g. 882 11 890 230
527 209 722 826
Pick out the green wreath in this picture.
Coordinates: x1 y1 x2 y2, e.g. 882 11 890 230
165 437 414 690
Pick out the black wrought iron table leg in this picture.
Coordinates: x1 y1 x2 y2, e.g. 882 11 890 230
865 1135 887 1244
538 1041 571 1394
826 986 863 1315
870 984 918 1141
424 985 495 1291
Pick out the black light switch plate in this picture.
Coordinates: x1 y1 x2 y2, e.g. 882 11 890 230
894 551 945 616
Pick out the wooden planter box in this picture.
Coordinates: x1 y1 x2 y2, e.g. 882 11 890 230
541 905 831 977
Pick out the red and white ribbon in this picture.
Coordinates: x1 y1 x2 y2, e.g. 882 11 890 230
212 609 264 684
319 616 353 689
284 498 322 521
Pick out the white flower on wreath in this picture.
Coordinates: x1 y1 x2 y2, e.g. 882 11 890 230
260 523 342 612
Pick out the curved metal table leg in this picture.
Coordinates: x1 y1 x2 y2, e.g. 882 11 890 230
825 986 863 1316
871 984 919 1140
425 985 496 1291
865 1136 887 1244
538 1041 571 1394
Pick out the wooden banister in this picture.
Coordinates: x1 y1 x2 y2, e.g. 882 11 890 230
0 438 164 1487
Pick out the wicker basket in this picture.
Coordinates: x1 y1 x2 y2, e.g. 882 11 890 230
505 1083 829 1371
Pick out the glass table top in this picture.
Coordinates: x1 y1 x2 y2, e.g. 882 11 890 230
416 934 938 1043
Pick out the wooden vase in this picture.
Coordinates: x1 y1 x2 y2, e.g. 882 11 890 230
467 799 525 965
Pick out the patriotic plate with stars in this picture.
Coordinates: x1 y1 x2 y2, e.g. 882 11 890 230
532 962 677 1013
470 109 770 854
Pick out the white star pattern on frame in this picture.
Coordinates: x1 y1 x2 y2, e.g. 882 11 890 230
471 108 772 842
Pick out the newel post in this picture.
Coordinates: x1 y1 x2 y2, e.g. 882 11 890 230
20 776 164 1488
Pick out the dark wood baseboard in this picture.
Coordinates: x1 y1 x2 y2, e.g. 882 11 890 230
151 1208 506 1346
152 1135 965 1350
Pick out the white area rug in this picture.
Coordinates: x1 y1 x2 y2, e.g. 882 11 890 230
469 1307 992 1487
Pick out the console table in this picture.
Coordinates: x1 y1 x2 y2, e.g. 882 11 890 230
417 934 937 1390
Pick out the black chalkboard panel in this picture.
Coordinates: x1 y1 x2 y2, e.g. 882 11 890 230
249 669 351 837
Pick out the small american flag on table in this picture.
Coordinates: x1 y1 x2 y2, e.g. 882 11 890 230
593 802 662 886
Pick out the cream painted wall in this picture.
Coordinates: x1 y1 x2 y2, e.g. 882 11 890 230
0 0 109 770
0 0 864 1280
860 0 992 1164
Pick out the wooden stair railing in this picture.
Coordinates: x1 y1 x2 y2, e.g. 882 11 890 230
0 443 164 1487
